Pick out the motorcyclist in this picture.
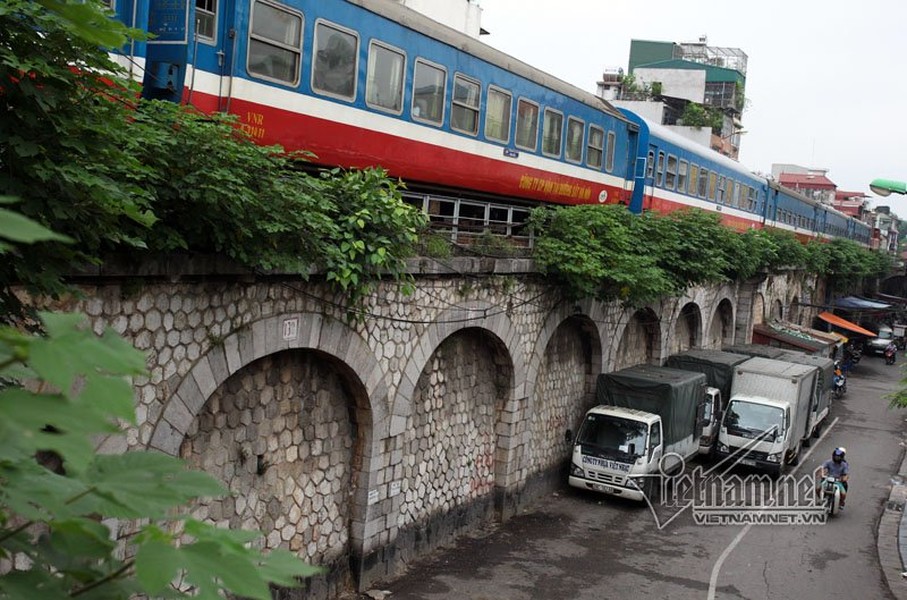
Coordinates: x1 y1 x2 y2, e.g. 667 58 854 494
820 447 849 508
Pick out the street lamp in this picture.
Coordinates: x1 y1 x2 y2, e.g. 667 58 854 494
869 178 907 196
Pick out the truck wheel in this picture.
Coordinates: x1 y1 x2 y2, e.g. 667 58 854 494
812 421 822 438
788 444 801 466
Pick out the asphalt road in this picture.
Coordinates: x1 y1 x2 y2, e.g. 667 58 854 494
366 354 907 600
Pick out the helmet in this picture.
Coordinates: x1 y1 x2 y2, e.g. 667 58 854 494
832 447 846 462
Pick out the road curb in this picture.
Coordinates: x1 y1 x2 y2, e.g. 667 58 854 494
879 445 907 600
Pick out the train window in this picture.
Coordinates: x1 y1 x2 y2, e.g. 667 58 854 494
312 21 358 99
587 125 604 169
485 86 512 143
655 152 665 186
366 41 405 113
689 164 699 195
731 181 740 208
195 0 217 41
716 175 726 204
605 131 615 172
565 117 584 163
451 74 480 135
412 59 446 125
542 108 563 157
646 149 655 179
665 155 677 190
708 172 718 201
515 99 539 151
677 160 688 192
748 187 757 211
247 0 303 86
698 168 708 198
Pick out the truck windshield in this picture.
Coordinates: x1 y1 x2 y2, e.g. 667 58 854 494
576 414 647 460
723 400 784 441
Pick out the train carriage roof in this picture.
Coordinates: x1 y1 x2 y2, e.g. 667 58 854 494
350 0 631 125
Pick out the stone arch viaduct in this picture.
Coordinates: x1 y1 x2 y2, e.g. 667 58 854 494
62 258 818 597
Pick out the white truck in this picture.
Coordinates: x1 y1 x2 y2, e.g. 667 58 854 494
775 350 833 440
715 356 815 476
568 365 707 501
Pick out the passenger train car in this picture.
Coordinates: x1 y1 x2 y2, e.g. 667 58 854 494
109 0 871 247
626 113 872 245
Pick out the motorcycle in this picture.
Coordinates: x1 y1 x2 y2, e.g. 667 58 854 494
885 346 897 365
821 476 844 516
833 372 847 399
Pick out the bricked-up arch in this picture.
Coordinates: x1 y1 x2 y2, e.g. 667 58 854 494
149 312 388 456
395 328 513 539
527 315 599 488
672 302 702 355
614 307 661 369
789 296 801 325
772 299 783 321
708 299 736 347
752 293 766 326
391 300 525 431
179 349 366 596
148 312 386 595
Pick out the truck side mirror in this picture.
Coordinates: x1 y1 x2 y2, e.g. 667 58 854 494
564 429 573 444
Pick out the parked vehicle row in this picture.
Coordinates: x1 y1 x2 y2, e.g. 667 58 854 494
568 346 837 501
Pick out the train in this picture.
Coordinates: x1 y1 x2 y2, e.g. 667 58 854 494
109 0 872 247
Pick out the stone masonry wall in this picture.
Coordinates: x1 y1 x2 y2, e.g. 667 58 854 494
34 259 818 597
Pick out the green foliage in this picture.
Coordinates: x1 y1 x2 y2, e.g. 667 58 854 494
0 0 425 320
680 103 724 133
530 204 890 305
0 211 320 599
0 311 321 599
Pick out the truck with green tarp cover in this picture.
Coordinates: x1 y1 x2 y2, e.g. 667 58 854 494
567 365 707 501
722 343 788 360
665 349 749 454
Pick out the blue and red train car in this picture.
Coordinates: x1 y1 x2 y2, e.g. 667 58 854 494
110 0 871 246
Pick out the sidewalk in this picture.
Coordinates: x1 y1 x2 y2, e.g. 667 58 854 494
879 445 907 600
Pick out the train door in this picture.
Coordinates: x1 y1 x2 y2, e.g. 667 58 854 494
142 0 236 110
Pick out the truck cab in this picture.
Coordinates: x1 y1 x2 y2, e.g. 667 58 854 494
699 387 722 455
716 394 790 475
568 406 664 501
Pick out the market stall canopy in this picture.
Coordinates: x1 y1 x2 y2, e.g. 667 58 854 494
752 322 832 355
834 296 892 310
817 311 878 337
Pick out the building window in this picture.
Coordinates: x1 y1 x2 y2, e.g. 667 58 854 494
485 87 512 143
565 117 584 163
366 42 405 113
451 74 480 135
312 21 358 99
542 108 563 157
195 0 217 40
587 125 604 169
247 0 302 86
605 131 616 172
412 59 445 125
515 99 539 151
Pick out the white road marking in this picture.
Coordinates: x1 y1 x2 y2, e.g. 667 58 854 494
706 417 840 599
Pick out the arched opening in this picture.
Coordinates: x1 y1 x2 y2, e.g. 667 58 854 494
615 308 661 369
